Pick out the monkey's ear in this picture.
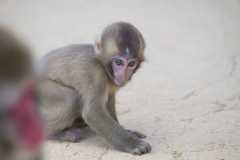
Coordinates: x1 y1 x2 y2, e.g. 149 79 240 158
94 34 102 54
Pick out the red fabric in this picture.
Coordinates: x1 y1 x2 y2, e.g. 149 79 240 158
10 87 45 150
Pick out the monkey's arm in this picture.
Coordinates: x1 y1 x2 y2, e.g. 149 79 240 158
106 93 118 123
106 94 146 139
82 85 150 155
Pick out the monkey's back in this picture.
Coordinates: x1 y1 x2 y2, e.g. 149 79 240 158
38 44 104 134
40 44 103 90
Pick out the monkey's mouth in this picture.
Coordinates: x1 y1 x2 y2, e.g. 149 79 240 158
114 78 126 87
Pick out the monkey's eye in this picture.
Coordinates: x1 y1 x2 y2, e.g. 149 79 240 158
115 60 122 65
128 61 135 67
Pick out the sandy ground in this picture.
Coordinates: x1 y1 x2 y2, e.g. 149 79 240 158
1 0 240 159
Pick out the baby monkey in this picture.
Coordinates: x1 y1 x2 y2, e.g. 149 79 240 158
38 22 151 155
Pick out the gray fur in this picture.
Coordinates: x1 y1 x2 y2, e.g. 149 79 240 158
37 22 151 155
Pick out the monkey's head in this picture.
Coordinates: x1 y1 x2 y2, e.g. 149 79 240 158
0 27 32 84
0 27 33 107
94 22 145 87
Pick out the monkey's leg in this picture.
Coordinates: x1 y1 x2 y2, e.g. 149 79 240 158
106 94 146 139
38 80 83 142
50 127 84 142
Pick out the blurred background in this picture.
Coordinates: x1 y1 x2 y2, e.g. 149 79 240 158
0 0 239 160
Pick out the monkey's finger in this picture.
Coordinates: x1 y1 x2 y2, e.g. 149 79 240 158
145 143 152 152
132 148 142 155
127 130 147 139
139 145 148 154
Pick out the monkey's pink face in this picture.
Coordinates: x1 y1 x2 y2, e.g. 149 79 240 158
112 57 138 87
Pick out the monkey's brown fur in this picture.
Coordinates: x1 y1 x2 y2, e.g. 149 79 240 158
38 22 151 155
0 27 42 160
0 27 31 82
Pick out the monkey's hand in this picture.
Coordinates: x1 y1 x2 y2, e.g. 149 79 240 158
123 136 151 155
127 130 146 139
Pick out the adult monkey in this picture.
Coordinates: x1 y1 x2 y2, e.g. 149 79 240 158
0 27 44 160
38 22 151 155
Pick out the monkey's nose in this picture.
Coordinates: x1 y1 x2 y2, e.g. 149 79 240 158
120 75 127 81
120 76 124 81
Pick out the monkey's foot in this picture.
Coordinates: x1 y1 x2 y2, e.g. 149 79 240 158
51 128 83 142
127 130 146 139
